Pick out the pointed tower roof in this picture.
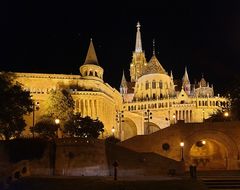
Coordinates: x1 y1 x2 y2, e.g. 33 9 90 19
182 67 190 82
199 74 207 87
143 40 166 75
170 70 173 79
135 22 142 53
84 39 99 66
143 55 167 75
120 70 128 87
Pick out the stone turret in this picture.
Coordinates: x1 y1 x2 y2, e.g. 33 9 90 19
80 39 104 82
182 67 191 95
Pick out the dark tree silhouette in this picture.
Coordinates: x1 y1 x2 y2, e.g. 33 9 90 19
64 113 104 138
0 72 33 139
31 116 58 139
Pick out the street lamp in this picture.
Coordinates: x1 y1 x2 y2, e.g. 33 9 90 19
173 114 176 124
112 126 115 137
31 97 40 138
144 109 152 134
55 119 61 138
180 142 184 161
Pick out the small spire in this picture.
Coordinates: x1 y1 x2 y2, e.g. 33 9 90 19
121 70 128 87
153 39 155 56
84 39 99 65
183 67 190 82
170 70 173 79
135 21 142 53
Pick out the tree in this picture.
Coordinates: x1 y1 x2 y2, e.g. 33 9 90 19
228 75 240 120
0 72 33 139
46 89 74 122
64 113 104 138
31 116 58 139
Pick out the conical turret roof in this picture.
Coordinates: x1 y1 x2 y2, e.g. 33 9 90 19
84 39 99 66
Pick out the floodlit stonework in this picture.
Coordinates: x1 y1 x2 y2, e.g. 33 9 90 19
14 39 122 137
119 22 229 140
12 23 228 140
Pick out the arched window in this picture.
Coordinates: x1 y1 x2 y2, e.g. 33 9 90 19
152 80 156 89
153 93 156 100
160 93 163 99
95 71 98 77
89 71 93 76
159 81 163 89
146 81 149 90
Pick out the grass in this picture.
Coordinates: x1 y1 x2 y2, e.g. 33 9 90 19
7 176 208 190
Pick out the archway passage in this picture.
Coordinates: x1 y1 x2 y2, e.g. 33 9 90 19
121 118 137 140
144 122 160 134
189 139 228 170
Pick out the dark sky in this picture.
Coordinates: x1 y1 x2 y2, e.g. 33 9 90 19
3 0 240 94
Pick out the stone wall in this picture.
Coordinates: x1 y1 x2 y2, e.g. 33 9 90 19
120 121 240 171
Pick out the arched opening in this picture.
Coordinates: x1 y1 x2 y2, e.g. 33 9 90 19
184 130 239 171
144 122 160 135
189 138 228 170
121 118 137 140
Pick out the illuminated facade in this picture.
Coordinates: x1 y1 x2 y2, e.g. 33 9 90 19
119 22 229 140
15 39 122 137
13 23 228 140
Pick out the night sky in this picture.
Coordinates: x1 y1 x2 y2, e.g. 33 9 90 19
3 1 240 94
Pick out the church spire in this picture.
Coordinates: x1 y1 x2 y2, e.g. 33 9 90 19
121 70 128 87
135 22 142 53
84 39 99 65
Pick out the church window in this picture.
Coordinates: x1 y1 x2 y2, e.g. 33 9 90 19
95 71 98 77
159 81 163 89
152 81 156 89
146 81 149 90
160 93 163 99
146 94 149 99
89 71 93 76
153 93 156 100
199 101 201 106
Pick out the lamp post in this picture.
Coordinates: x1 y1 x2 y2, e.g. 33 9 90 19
202 110 205 122
173 114 176 124
144 109 152 134
224 111 229 122
116 110 124 140
111 126 115 137
55 118 60 138
31 98 40 138
180 142 184 161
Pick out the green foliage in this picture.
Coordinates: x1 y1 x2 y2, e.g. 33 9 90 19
4 138 47 163
206 110 230 122
228 75 240 120
64 113 104 138
31 116 58 139
46 89 74 122
0 72 33 139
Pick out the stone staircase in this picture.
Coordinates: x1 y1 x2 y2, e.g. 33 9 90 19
198 171 240 189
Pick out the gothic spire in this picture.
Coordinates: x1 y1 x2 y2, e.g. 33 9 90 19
135 22 142 53
84 39 99 65
120 70 128 87
182 67 190 82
